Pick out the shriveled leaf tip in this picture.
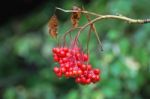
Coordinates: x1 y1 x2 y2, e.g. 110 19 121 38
48 14 58 38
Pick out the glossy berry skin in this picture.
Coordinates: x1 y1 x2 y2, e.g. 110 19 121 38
53 67 60 73
52 47 101 85
93 69 100 75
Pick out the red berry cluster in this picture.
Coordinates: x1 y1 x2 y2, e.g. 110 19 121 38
52 47 100 85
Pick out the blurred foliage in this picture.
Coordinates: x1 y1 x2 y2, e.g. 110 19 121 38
0 0 150 99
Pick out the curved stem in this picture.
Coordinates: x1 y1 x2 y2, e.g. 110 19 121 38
83 11 103 51
86 27 92 57
74 15 150 45
56 7 150 24
56 7 101 17
56 7 150 48
62 27 81 46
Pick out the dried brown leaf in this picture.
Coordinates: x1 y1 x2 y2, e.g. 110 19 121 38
48 15 58 38
71 6 81 28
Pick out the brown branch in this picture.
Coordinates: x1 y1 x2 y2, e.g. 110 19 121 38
56 7 150 47
74 15 150 43
56 7 102 17
56 7 150 24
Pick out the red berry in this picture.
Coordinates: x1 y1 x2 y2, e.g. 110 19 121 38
65 64 69 68
59 59 64 64
54 56 59 62
63 47 69 52
87 64 92 70
69 67 73 71
77 62 82 67
75 52 80 60
52 48 56 53
87 73 92 78
84 70 88 75
66 52 71 57
95 75 100 81
73 70 77 76
56 72 62 78
53 67 60 73
81 77 86 83
60 64 64 67
55 48 60 54
83 54 88 61
65 72 69 77
81 64 86 70
77 69 82 75
69 62 74 66
92 75 96 80
69 71 73 76
93 69 100 75
86 78 91 84
75 77 81 83
60 51 65 57
60 67 66 73
62 58 68 63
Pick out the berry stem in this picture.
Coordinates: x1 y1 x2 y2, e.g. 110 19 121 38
57 7 150 50
62 27 81 46
83 11 103 51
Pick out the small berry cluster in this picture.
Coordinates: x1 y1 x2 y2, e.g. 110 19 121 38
52 47 100 85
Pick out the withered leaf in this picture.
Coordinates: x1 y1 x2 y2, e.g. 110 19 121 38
48 14 58 38
71 6 81 28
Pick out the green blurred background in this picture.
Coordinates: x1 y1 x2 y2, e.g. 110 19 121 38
0 0 150 99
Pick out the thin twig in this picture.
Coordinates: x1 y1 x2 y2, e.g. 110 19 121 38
56 7 150 24
74 15 150 43
56 7 150 48
82 8 103 51
56 7 102 17
62 27 81 46
86 25 92 58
